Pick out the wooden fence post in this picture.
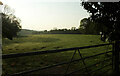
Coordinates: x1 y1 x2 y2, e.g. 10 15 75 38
112 40 119 74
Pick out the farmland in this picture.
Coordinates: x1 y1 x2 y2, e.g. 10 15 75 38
2 34 112 75
2 34 105 54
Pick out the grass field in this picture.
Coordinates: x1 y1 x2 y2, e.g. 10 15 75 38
2 34 112 76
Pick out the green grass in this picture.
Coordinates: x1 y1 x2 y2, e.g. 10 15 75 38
2 34 105 54
2 34 112 76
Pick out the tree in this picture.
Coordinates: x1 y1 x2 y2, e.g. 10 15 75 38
81 2 120 41
79 18 99 34
2 4 21 40
71 27 76 31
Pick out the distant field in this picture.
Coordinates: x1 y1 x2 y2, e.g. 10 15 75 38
2 34 112 75
3 34 105 54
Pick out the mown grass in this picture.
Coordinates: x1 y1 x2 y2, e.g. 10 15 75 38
2 34 112 76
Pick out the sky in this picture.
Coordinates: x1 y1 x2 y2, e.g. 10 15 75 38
1 0 89 31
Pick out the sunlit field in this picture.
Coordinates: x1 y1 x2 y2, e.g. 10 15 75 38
2 34 112 76
2 34 105 54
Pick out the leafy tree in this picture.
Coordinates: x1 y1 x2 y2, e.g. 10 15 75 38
71 27 76 31
81 2 120 41
2 5 21 40
79 18 99 34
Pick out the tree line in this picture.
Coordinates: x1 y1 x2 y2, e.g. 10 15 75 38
34 18 100 35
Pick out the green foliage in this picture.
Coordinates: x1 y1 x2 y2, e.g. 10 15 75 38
2 5 21 40
48 28 81 34
79 18 99 35
81 2 120 41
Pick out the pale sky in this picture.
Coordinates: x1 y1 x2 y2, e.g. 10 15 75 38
1 0 89 31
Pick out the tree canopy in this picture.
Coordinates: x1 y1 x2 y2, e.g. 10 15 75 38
2 5 21 40
79 18 99 35
81 2 120 42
